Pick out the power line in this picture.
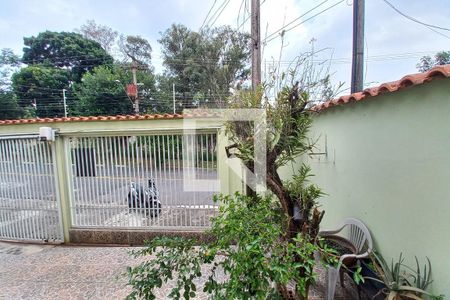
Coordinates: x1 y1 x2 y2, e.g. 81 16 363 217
264 0 345 44
263 0 330 42
202 0 229 29
200 0 218 30
381 0 450 32
209 0 232 28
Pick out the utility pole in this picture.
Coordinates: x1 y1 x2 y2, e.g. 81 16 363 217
351 0 365 93
251 0 261 91
62 89 67 117
131 60 139 114
172 83 176 114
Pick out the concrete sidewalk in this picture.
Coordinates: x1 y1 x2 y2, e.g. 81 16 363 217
0 241 361 299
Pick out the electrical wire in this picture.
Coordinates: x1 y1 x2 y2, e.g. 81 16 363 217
202 0 229 29
263 0 330 42
381 0 450 32
264 0 345 44
208 0 232 28
200 0 218 30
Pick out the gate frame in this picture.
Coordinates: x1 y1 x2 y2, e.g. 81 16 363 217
0 134 65 244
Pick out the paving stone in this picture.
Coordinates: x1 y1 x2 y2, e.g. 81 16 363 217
0 241 364 299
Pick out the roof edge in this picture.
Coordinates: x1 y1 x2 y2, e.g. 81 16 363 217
313 64 450 112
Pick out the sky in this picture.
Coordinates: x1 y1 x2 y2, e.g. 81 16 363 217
0 0 449 96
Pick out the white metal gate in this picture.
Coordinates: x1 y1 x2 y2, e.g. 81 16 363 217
0 137 64 243
67 132 218 229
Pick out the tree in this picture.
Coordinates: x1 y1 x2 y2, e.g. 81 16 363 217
0 48 21 90
0 91 22 120
22 31 113 82
158 24 250 108
119 35 152 67
12 65 71 118
74 65 157 116
126 74 335 299
77 20 118 53
74 65 133 116
417 50 450 72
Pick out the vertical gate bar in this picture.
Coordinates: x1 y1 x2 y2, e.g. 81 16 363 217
28 139 40 239
63 137 75 235
78 137 86 226
7 139 18 239
148 136 153 181
106 136 112 224
36 141 47 240
129 136 136 226
165 135 171 227
74 138 82 226
99 137 107 225
32 140 43 240
161 134 168 228
0 140 12 238
94 137 101 226
176 134 183 227
137 136 142 219
42 141 53 240
31 140 45 240
151 135 158 227
122 136 130 226
143 136 149 222
195 134 200 226
128 136 133 224
0 141 6 238
11 140 25 239
200 134 205 227
186 134 192 228
138 136 147 220
22 139 36 239
100 137 108 225
119 136 126 227
16 139 32 239
169 134 177 228
51 139 65 242
156 135 163 227
131 136 138 226
83 137 90 226
70 138 78 226
110 136 118 226
41 140 53 238
7 139 20 239
88 137 95 227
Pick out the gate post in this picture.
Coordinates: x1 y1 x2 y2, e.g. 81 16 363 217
53 136 72 243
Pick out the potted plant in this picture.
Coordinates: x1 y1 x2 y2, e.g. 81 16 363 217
362 252 443 300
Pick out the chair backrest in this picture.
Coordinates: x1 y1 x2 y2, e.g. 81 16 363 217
342 218 373 254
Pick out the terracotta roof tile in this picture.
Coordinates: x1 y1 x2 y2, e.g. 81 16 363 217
313 64 450 112
0 112 211 125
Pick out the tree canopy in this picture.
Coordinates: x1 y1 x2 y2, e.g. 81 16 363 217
119 35 152 67
77 20 118 53
12 65 71 118
74 64 157 116
22 31 113 82
417 50 450 72
159 24 250 107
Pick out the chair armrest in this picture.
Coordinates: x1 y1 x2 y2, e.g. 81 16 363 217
318 225 346 236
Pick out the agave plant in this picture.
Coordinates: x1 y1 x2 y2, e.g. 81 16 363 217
366 252 439 300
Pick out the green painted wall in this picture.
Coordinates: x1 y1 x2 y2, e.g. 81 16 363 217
289 79 450 297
